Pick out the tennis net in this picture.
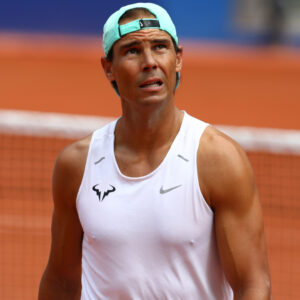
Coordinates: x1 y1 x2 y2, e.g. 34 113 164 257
0 109 299 299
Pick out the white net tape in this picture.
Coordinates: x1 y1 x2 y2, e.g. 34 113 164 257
1 109 300 154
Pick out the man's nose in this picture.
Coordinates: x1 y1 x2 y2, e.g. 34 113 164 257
141 49 157 71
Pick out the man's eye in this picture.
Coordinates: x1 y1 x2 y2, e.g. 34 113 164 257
155 44 166 50
126 48 138 54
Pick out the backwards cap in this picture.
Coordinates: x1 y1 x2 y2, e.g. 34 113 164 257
103 2 178 57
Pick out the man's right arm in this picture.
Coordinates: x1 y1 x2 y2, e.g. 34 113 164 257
39 138 90 299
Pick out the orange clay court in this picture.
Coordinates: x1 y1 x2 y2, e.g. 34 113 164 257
0 35 300 299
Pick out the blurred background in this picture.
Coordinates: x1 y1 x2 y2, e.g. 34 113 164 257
0 0 300 299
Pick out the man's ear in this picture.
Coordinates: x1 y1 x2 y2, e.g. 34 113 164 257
175 46 183 73
101 57 115 81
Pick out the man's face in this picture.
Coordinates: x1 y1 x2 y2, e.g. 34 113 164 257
103 27 182 106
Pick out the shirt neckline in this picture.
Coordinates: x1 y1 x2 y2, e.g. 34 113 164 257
110 111 187 181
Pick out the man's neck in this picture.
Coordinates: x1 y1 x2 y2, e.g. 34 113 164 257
115 103 183 154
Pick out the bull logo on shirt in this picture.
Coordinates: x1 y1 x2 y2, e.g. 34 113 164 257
92 184 116 201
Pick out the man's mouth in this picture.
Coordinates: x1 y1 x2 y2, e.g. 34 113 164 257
139 79 163 88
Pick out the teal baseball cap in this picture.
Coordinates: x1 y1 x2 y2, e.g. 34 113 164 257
102 2 180 94
103 2 178 57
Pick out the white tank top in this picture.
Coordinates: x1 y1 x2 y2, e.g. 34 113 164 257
77 112 233 300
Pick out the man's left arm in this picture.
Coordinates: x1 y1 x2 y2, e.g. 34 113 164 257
198 127 272 300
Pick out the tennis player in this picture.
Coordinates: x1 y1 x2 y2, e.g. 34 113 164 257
39 3 271 299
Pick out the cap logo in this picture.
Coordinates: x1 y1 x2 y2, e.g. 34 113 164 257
119 19 161 37
139 19 160 29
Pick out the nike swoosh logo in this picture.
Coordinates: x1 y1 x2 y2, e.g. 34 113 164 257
160 184 182 194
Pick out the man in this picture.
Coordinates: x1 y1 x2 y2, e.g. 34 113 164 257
39 3 271 299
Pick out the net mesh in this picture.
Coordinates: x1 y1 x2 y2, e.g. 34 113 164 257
0 134 67 299
0 110 299 300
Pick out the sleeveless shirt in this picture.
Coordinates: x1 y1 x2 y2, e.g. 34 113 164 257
76 112 233 300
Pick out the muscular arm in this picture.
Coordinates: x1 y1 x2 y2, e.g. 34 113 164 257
198 127 271 300
39 138 90 299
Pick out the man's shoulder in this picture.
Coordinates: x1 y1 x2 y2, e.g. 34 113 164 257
198 126 254 208
55 135 92 187
56 118 116 171
57 134 92 169
199 125 246 163
52 134 93 207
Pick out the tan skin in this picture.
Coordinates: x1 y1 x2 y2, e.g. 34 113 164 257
39 15 271 300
